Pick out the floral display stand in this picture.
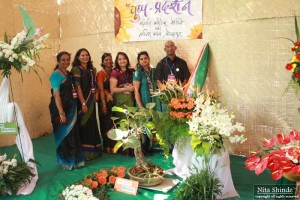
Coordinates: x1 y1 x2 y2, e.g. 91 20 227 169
171 140 239 199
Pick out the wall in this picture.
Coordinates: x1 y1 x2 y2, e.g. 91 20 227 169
0 0 300 155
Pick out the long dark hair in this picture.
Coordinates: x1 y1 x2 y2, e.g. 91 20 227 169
114 52 130 70
101 53 112 67
54 51 71 70
72 48 94 69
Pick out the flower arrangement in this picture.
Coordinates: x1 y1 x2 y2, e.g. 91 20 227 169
0 29 49 78
58 166 126 200
154 82 196 157
283 17 300 93
245 130 300 180
0 154 35 196
187 92 246 156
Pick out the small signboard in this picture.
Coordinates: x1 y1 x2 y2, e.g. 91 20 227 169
0 122 18 134
114 177 139 196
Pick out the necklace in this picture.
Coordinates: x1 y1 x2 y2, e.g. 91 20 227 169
58 67 68 76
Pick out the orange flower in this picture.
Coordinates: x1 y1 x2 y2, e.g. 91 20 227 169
175 112 185 118
110 167 118 174
109 175 117 184
117 166 126 172
96 170 108 178
117 170 126 178
91 181 98 189
85 178 93 184
97 177 107 184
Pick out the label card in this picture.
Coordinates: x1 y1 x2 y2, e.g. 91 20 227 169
0 122 18 134
114 177 139 196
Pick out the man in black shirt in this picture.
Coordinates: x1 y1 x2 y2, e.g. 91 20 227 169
155 40 190 87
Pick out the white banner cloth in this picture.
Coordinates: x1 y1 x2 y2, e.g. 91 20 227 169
0 78 38 195
171 139 239 199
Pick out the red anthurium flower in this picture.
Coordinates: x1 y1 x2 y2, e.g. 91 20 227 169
262 138 276 147
271 169 283 180
289 130 300 140
255 156 269 175
292 165 300 176
285 63 293 70
267 160 280 171
294 72 300 79
245 156 260 170
276 133 291 145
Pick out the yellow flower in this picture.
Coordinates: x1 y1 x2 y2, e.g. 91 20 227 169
188 23 202 39
114 0 135 42
292 55 298 62
292 63 297 72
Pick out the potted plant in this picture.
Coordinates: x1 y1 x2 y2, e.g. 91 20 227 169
107 103 164 186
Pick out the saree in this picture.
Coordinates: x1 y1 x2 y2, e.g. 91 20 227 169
49 71 85 170
71 66 102 160
96 69 115 154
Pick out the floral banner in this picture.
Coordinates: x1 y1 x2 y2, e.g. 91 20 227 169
114 0 203 42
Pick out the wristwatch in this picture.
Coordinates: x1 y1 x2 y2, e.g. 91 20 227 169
82 102 86 106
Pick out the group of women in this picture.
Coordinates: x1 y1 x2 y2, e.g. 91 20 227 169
49 49 161 170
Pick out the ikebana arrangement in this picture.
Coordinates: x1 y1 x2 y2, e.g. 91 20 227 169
107 104 165 186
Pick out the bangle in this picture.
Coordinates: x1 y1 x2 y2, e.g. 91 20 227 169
59 112 65 116
82 102 86 106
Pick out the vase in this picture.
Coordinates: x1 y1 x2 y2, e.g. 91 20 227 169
283 173 300 182
127 166 165 186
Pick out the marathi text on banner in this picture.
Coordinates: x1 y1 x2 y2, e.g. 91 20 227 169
114 0 203 42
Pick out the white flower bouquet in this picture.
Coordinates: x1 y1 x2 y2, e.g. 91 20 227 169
187 93 247 156
0 29 49 78
0 154 35 196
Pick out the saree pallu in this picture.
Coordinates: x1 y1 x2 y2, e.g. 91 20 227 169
73 66 102 160
49 74 84 170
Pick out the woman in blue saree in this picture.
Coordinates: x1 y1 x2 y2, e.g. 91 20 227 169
71 48 102 160
49 51 85 170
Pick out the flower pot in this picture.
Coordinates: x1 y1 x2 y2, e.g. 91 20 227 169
283 173 300 182
127 166 165 186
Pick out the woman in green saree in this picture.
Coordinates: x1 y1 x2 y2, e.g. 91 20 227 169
71 48 102 160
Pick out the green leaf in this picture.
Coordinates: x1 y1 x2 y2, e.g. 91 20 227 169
19 6 35 40
113 141 123 153
295 16 299 41
127 106 138 113
146 102 156 110
112 106 125 113
190 135 202 151
145 128 153 140
4 32 8 43
276 37 295 45
125 135 141 148
107 129 118 140
110 117 119 121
